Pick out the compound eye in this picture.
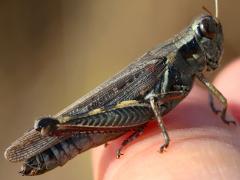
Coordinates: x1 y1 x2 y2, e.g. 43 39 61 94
199 19 217 39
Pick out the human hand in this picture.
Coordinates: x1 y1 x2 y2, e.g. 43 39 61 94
92 59 240 180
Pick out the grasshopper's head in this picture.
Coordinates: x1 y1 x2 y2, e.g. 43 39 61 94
193 15 223 71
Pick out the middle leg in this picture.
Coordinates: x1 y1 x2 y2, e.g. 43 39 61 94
150 97 170 152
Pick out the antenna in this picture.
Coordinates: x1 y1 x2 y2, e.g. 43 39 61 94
202 0 219 18
202 6 212 16
215 0 219 18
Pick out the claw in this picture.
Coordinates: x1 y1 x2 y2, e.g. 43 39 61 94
159 144 169 153
223 119 237 126
213 109 221 114
104 142 109 148
116 149 124 159
221 114 237 126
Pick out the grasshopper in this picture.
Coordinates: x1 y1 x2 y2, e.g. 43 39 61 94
4 0 236 176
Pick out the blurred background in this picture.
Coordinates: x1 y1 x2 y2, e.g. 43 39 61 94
0 0 239 180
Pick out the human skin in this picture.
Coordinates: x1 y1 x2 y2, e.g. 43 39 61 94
92 59 240 180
